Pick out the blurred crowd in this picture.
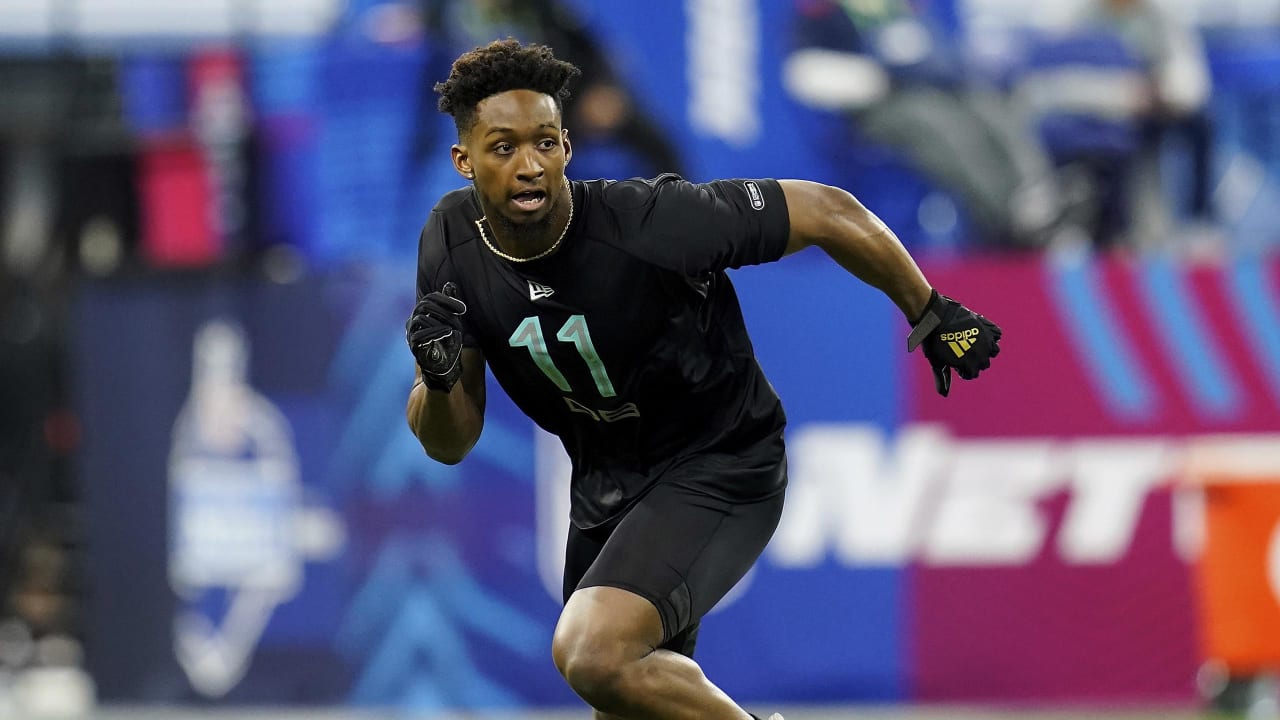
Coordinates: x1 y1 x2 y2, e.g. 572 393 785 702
1 56 123 709
784 0 1224 252
2 0 1280 710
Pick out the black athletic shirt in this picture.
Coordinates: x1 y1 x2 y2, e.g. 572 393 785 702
416 175 791 528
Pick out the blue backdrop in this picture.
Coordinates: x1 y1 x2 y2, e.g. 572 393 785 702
76 258 907 710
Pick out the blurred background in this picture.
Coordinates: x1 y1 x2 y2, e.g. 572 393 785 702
2 0 1280 718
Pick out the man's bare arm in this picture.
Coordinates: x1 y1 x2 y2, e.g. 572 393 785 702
407 347 487 464
779 179 932 322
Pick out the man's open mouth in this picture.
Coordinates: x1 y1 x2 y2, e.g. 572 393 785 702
511 189 547 211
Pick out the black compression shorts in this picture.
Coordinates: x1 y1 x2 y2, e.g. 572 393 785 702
561 456 786 657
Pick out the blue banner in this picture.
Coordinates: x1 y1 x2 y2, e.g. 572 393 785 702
76 259 906 709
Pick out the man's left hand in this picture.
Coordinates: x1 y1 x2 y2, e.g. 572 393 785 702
906 289 1002 397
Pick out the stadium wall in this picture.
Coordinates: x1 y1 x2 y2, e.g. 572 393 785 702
74 253 1280 709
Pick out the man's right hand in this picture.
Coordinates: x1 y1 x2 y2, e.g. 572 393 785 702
406 282 467 392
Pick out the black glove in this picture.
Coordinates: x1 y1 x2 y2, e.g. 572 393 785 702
406 282 467 392
906 289 1002 397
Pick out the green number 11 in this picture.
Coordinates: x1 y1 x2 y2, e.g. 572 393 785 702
509 315 617 397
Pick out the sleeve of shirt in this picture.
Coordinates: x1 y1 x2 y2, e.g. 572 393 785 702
601 175 791 275
414 215 440 300
414 210 480 347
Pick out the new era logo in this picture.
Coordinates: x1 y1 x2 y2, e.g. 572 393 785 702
528 281 555 300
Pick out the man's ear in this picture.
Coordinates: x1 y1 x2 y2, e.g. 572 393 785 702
451 145 474 179
562 129 572 167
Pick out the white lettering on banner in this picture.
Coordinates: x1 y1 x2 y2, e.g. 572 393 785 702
772 425 942 566
1172 485 1206 563
535 421 1280 588
686 0 760 146
922 438 1059 565
1057 440 1174 563
770 424 1190 568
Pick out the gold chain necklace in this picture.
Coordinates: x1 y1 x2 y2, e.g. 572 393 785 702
476 178 574 263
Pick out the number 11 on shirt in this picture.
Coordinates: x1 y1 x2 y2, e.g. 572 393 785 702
509 315 617 397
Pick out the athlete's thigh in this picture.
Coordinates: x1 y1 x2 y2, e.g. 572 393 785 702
565 519 702 656
563 521 609 604
575 474 785 651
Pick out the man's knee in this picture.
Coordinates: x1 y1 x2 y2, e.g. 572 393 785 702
552 586 665 706
552 618 630 704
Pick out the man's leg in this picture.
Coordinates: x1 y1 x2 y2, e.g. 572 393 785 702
551 463 785 720
560 524 630 720
552 585 749 720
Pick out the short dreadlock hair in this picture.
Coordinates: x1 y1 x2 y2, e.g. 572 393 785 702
435 39 581 139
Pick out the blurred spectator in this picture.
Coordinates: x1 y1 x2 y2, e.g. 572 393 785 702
783 0 1079 249
0 58 106 708
1021 0 1216 249
416 0 685 181
1086 0 1217 246
0 271 81 697
1 57 136 277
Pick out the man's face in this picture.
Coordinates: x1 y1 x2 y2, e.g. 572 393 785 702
453 89 572 229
